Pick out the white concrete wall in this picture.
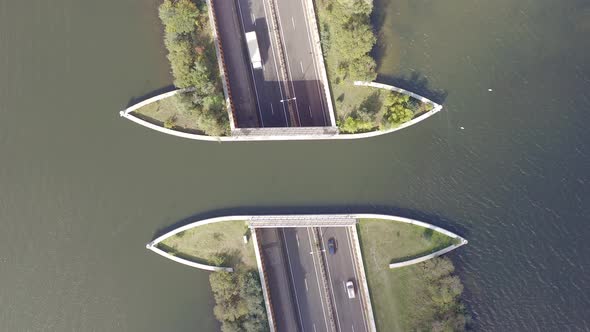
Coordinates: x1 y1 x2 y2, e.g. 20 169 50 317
352 213 468 269
146 216 246 272
349 226 377 332
121 81 443 142
147 213 466 271
251 229 276 332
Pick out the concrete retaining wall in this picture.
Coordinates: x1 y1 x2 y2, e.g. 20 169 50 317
121 81 443 141
204 0 237 129
388 241 467 269
352 213 468 269
302 0 337 127
251 229 277 332
121 88 189 116
146 215 245 272
349 226 377 332
147 213 466 272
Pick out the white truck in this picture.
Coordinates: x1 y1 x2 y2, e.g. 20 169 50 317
245 31 262 69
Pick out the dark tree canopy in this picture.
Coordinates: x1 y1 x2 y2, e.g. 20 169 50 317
158 0 228 135
209 270 269 332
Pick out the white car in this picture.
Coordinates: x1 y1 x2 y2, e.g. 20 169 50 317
346 280 356 299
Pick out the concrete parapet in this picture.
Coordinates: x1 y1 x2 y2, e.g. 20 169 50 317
146 216 243 272
205 0 237 129
231 126 339 137
146 242 233 272
121 80 443 141
147 213 465 272
351 213 468 269
251 229 276 332
349 226 377 332
302 0 337 127
121 88 192 116
388 240 468 269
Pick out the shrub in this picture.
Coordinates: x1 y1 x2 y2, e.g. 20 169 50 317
382 92 414 127
209 270 269 332
158 0 229 135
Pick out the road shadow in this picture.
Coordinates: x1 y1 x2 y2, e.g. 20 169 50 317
125 85 176 109
377 71 448 105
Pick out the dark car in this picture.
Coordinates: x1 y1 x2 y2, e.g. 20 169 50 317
327 238 336 255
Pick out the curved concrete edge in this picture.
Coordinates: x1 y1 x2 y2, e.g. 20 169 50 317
146 216 245 272
121 88 189 116
388 241 467 269
351 213 467 269
147 244 233 272
120 82 443 142
121 111 224 142
147 214 465 271
204 0 236 130
302 0 336 127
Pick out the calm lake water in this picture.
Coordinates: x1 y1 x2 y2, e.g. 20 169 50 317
1 0 589 331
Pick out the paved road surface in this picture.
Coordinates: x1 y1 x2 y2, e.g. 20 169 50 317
212 0 260 127
222 0 331 128
319 227 369 332
236 0 291 127
257 228 301 331
282 227 332 332
274 0 330 126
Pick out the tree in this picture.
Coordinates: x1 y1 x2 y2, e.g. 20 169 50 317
382 92 414 126
209 270 269 331
322 0 377 82
411 257 468 331
157 0 230 135
159 0 200 35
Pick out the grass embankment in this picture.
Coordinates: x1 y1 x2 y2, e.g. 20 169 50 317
134 0 229 136
159 220 256 270
357 219 467 331
315 0 432 133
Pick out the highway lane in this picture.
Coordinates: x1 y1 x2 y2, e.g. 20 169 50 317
212 0 260 127
282 227 332 332
319 227 369 332
258 226 369 332
257 228 301 331
275 0 330 127
236 0 290 127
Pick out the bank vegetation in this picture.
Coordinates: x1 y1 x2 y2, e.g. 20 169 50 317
134 0 229 136
209 270 269 332
159 220 256 269
357 219 468 331
316 0 432 133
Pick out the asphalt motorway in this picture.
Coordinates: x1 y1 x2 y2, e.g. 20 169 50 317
319 227 370 332
274 0 330 127
235 0 331 127
236 0 290 127
259 227 369 332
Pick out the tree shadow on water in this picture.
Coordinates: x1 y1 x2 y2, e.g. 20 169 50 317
377 72 448 105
